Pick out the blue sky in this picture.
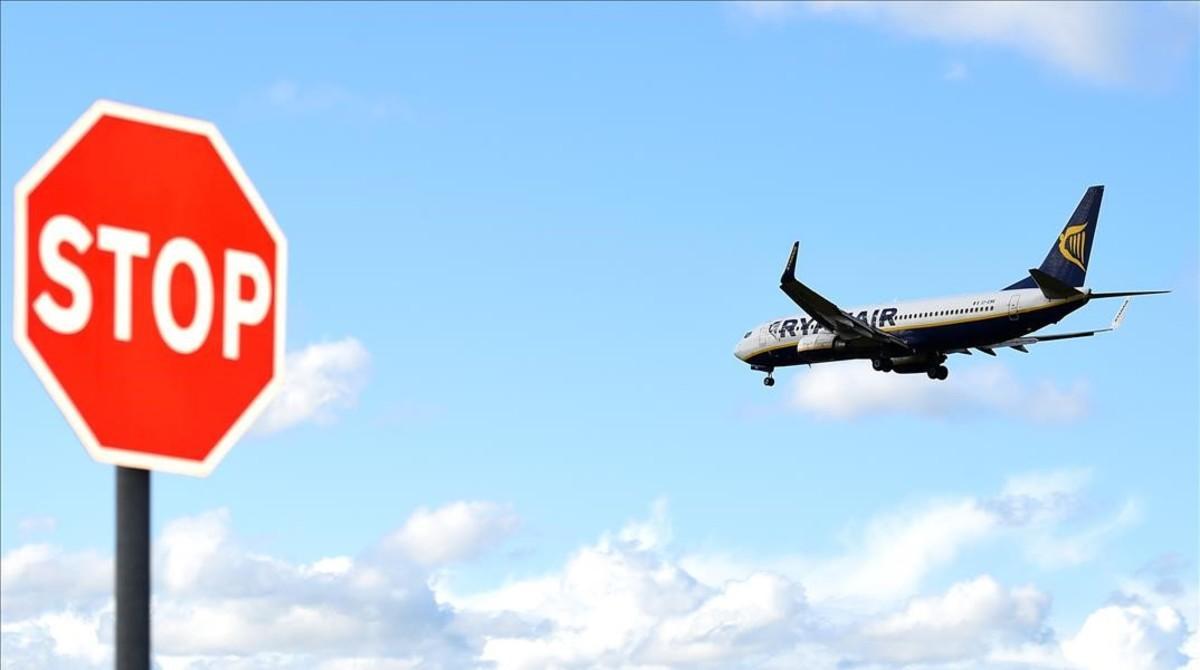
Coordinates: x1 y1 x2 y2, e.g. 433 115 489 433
1 3 1197 669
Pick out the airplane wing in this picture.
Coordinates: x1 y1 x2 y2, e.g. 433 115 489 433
779 242 912 350
981 298 1130 354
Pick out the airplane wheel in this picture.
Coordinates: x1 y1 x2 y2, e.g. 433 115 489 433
927 368 938 380
763 376 775 387
872 358 884 371
936 366 949 380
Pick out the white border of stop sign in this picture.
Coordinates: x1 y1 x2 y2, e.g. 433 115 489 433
11 100 288 477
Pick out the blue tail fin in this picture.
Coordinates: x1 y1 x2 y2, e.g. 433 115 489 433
1006 186 1103 290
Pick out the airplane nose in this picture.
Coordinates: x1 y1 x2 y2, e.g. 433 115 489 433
733 340 749 362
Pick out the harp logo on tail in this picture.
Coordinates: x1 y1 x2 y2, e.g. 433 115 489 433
1058 222 1088 271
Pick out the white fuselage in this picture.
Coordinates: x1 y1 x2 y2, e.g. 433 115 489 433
734 288 1081 362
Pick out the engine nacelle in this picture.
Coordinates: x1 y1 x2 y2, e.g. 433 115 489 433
797 333 833 352
797 333 848 352
888 353 946 374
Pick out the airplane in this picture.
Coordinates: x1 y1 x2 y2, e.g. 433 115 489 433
734 186 1168 386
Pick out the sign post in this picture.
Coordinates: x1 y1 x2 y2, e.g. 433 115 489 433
116 467 150 669
13 100 287 668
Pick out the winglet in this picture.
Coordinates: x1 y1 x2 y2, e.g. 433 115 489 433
1110 298 1130 331
781 241 799 285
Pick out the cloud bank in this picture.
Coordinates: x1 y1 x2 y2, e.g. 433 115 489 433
1 476 1193 669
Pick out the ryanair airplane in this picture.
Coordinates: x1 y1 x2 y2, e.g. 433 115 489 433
734 186 1167 385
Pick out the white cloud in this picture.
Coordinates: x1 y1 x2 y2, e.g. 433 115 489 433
256 338 369 434
0 544 111 622
851 575 1051 664
806 498 997 603
1184 631 1200 670
736 1 1196 87
1119 554 1200 629
2 504 481 668
683 467 1128 607
789 360 1088 422
1024 499 1141 569
1062 604 1189 670
0 609 111 669
447 505 805 670
160 509 233 593
617 496 672 552
642 573 804 666
2 484 1191 669
447 500 1099 669
383 501 520 566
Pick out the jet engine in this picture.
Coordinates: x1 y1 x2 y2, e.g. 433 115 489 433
886 353 947 374
797 333 848 352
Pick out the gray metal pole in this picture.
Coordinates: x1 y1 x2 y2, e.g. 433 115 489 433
116 466 150 670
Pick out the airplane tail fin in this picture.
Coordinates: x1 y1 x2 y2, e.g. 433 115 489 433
1005 185 1103 290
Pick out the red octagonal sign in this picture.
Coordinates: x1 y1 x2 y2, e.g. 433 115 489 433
13 100 287 476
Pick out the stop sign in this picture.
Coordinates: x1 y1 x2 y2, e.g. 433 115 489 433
13 100 287 477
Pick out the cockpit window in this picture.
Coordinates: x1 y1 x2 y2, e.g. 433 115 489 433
743 331 752 339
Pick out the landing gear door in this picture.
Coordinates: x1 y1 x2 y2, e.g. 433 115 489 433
1008 294 1021 321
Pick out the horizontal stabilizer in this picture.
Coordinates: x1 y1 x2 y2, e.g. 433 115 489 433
1089 290 1169 299
990 299 1131 352
1028 268 1083 299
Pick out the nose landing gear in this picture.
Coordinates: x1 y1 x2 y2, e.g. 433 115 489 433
752 365 776 387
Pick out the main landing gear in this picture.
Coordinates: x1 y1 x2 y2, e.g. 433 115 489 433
871 358 893 372
927 365 949 381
